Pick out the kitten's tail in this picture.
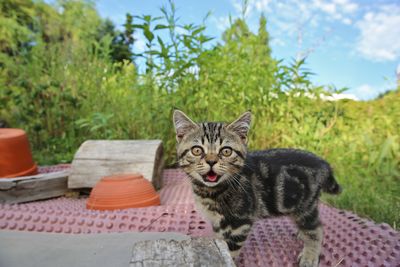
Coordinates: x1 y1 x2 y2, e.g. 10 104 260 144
322 170 342 195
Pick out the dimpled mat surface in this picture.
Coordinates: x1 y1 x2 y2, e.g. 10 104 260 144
0 166 399 267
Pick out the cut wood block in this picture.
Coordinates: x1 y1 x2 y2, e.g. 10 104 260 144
130 238 235 267
0 170 69 204
68 140 164 190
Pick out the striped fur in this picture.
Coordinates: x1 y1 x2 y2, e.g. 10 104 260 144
173 110 341 267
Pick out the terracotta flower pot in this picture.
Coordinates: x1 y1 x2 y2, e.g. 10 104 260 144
86 174 161 210
0 129 38 178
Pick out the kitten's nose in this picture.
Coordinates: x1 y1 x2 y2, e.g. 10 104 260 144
205 154 218 167
206 160 217 167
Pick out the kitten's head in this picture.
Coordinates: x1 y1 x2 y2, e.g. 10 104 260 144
173 110 251 187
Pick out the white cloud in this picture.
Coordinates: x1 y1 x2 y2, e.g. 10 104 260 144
342 18 352 25
175 27 189 35
270 37 286 46
312 0 358 24
351 80 398 100
332 0 358 13
232 0 253 17
211 16 231 32
321 93 358 101
133 34 146 52
353 84 375 100
254 0 360 20
314 1 336 15
231 0 358 33
232 0 243 14
254 0 272 13
355 5 400 62
228 0 359 56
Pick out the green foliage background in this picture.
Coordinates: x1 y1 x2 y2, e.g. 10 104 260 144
1 0 399 227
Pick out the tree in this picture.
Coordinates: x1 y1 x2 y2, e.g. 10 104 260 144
112 13 135 63
188 15 277 118
0 0 35 55
96 13 135 63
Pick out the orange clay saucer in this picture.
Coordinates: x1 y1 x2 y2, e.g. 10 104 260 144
86 173 161 210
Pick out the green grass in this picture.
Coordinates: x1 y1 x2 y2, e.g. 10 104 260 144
320 92 400 228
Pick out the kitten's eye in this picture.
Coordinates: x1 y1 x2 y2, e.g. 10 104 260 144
221 147 233 157
191 146 203 156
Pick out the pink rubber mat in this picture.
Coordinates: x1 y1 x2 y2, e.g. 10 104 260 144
37 164 71 174
1 167 399 266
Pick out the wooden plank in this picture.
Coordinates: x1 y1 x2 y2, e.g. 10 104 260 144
0 171 68 187
68 140 164 190
74 140 161 161
0 170 69 204
69 160 155 188
130 238 235 267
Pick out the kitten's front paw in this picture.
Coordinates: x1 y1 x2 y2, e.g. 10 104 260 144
297 248 319 267
229 249 240 259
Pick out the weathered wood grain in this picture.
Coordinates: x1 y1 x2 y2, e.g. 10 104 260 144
130 238 236 267
68 140 164 190
0 170 69 204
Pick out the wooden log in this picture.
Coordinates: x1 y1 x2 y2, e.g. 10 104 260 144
130 238 235 267
68 140 164 190
0 170 69 204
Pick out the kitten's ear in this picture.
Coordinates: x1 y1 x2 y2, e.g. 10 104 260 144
173 110 198 142
226 111 252 143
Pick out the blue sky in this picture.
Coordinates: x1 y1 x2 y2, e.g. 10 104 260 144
95 0 400 100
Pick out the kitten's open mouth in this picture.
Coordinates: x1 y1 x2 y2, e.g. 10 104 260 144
204 170 219 183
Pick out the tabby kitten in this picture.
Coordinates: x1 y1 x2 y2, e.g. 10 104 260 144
173 110 341 267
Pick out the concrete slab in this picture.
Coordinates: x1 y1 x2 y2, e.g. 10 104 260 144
0 231 188 267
